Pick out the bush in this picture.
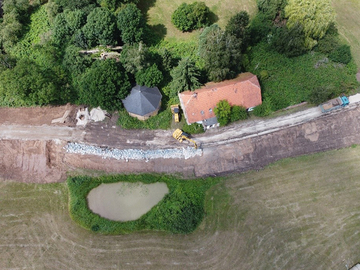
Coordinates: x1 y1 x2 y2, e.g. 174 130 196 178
329 45 352 64
230 105 248 122
171 2 210 32
252 98 273 117
182 122 204 134
214 100 231 126
308 86 336 105
135 63 163 87
67 174 219 234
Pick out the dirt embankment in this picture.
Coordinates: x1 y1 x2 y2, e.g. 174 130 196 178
1 105 360 183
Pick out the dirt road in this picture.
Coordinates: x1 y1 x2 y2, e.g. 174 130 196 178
1 103 360 182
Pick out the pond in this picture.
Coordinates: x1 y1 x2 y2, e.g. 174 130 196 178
87 182 169 222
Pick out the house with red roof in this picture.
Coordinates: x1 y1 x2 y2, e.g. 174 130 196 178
178 72 262 129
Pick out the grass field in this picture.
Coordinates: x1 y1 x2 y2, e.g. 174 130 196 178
332 0 360 68
1 146 360 269
140 0 257 42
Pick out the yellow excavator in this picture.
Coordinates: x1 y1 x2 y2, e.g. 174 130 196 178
170 104 180 123
172 129 197 149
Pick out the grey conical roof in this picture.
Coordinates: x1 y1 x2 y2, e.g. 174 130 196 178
122 85 162 116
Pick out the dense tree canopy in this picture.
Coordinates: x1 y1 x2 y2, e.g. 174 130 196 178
285 0 336 49
171 2 210 32
135 63 163 87
120 42 150 74
0 59 65 106
78 59 131 111
82 7 117 47
117 3 145 44
199 24 242 82
169 58 201 97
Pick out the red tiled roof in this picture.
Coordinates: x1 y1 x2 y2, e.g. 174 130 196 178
179 73 262 124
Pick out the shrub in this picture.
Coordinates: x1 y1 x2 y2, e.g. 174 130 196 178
329 45 352 64
67 174 219 234
252 98 273 117
171 2 210 32
214 100 231 126
182 122 204 134
308 86 335 105
135 63 163 87
230 105 248 122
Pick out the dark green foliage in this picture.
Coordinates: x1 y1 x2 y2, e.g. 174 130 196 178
117 107 171 129
0 0 30 50
225 11 249 45
54 0 97 12
270 23 306 57
0 53 16 70
214 100 231 126
230 105 248 122
0 58 67 106
135 63 163 87
169 57 201 97
171 2 210 32
67 174 218 234
52 10 86 45
252 97 273 117
248 12 272 45
246 42 358 111
120 42 150 74
71 29 90 48
82 7 117 47
199 24 242 82
257 0 287 20
78 59 131 111
308 86 335 105
329 45 352 64
62 45 92 76
182 122 204 134
315 34 340 55
117 3 145 44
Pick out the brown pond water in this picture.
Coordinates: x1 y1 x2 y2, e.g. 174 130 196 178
87 182 169 221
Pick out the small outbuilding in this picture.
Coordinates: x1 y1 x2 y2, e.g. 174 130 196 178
122 85 162 120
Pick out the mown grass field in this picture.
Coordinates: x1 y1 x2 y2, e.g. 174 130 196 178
140 0 257 42
1 146 360 269
332 0 360 68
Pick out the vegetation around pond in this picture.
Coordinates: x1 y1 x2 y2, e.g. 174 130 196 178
67 173 219 234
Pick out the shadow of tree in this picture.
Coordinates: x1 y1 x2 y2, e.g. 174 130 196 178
144 24 167 46
138 0 157 15
208 10 219 25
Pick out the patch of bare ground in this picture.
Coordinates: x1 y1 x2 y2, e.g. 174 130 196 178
1 146 360 269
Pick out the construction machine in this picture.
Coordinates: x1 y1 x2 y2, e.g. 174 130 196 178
170 104 180 123
172 129 197 149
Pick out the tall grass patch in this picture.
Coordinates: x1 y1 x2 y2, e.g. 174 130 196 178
247 42 359 110
67 174 219 234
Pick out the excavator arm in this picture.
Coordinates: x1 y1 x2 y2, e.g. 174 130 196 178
182 136 197 149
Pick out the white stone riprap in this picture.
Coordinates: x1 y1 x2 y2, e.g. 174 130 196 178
64 142 202 161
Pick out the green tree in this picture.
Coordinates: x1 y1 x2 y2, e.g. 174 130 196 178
62 45 92 76
169 58 201 97
82 7 117 47
171 2 210 32
270 23 306 57
135 63 163 87
117 3 145 44
0 59 64 106
257 0 287 20
285 0 336 49
214 100 231 126
199 24 242 82
225 11 249 41
328 45 352 64
120 42 149 74
78 59 131 110
230 105 248 122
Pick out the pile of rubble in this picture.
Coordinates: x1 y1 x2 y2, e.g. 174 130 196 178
65 142 202 161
